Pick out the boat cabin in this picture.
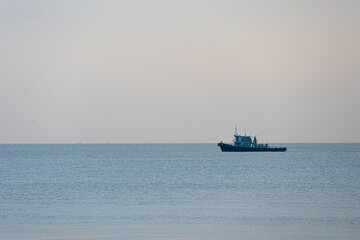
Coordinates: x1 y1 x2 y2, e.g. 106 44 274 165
233 134 252 147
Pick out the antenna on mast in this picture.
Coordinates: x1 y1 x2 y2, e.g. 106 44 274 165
244 128 246 136
235 125 238 135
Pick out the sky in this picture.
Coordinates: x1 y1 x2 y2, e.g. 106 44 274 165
0 0 359 143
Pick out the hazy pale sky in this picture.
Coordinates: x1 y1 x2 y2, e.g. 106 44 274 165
1 0 359 143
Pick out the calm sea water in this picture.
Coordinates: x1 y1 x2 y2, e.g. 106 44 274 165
1 143 359 239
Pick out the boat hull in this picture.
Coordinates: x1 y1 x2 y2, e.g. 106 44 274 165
218 143 287 152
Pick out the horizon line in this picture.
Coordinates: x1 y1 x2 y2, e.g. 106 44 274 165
0 142 359 145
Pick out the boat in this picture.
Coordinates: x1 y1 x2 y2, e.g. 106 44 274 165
218 127 287 152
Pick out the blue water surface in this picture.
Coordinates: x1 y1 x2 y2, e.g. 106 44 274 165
0 143 359 239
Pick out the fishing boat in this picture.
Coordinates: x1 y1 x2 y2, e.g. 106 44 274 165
218 127 287 152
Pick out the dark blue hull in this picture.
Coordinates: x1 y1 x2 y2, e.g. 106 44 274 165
218 143 287 152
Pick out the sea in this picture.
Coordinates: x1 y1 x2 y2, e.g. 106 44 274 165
1 143 359 240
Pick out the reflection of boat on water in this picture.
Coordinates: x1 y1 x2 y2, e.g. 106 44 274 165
218 127 287 152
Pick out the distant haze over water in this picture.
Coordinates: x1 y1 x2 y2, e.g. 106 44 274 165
1 0 360 143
